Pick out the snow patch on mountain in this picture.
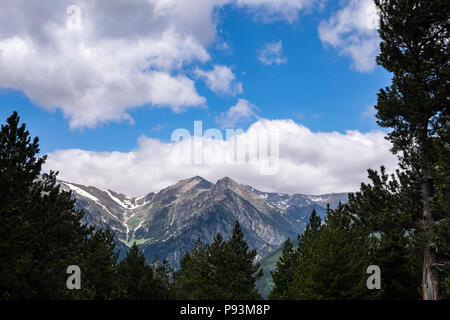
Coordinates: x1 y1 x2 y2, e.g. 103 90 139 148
65 182 100 203
63 182 121 221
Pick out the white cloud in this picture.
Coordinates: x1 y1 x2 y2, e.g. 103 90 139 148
45 119 398 196
151 123 168 132
0 0 322 128
235 0 321 22
362 104 377 118
257 41 288 65
0 0 223 128
216 99 259 128
195 65 243 96
318 0 380 72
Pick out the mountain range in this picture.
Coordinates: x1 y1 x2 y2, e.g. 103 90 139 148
58 176 348 268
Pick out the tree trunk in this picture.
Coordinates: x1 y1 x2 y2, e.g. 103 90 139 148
421 170 439 300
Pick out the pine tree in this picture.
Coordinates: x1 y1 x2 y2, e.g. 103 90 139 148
269 237 295 300
151 257 174 300
174 239 211 299
430 120 450 299
0 111 47 298
79 229 119 299
0 112 119 299
114 242 174 300
299 209 321 246
289 205 370 300
1 112 89 299
174 222 263 299
208 233 228 299
347 167 423 299
221 221 263 300
274 167 428 300
115 243 153 299
374 0 450 299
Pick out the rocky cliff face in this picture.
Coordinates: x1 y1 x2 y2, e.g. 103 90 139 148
59 176 347 266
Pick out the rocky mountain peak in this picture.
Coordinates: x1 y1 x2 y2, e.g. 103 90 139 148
214 176 240 189
59 176 348 269
188 176 214 189
157 176 211 198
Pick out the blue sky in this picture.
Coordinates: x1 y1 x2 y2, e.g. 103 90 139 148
0 0 397 195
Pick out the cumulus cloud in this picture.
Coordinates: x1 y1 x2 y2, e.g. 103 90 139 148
45 119 398 196
216 99 259 128
0 0 323 128
195 65 243 96
235 0 321 23
318 0 380 72
0 0 222 128
257 41 288 65
362 104 377 118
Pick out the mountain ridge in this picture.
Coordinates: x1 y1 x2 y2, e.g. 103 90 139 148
58 176 348 266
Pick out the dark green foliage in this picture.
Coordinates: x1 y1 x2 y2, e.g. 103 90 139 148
268 0 449 301
0 111 180 300
0 124 261 301
289 206 370 300
113 243 173 300
1 112 91 299
175 221 263 299
430 123 450 299
347 167 424 299
270 168 426 300
0 112 119 300
375 0 449 165
268 0 448 301
174 239 211 299
222 221 263 299
255 243 286 299
114 243 147 299
269 238 295 300
79 229 119 299
374 0 449 299
152 257 175 299
270 210 322 300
